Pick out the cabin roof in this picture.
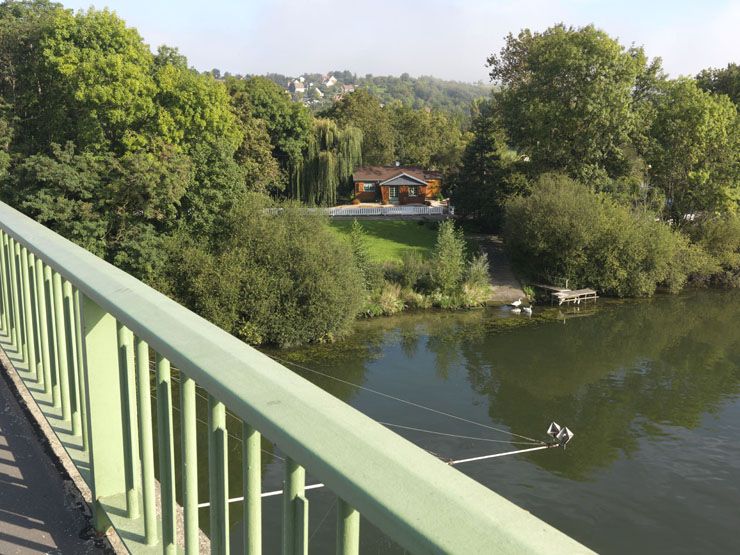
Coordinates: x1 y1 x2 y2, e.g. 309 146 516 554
353 166 442 182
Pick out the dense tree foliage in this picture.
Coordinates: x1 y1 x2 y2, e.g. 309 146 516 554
452 98 529 229
504 174 712 297
487 24 646 184
388 103 467 176
162 196 364 347
642 78 739 220
225 76 312 178
696 63 740 105
290 119 362 205
322 89 394 165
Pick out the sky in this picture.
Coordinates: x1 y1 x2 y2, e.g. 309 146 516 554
61 0 740 83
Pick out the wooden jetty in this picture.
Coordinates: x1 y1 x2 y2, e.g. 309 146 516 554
533 284 599 305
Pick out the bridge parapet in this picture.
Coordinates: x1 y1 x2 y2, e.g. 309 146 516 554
0 201 591 554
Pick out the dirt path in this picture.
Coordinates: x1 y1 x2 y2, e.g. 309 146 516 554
469 234 526 305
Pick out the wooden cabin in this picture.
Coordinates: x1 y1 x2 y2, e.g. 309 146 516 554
352 166 442 205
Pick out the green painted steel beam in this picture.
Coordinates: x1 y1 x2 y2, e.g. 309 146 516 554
0 201 592 554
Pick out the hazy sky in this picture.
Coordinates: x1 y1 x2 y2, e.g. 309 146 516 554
61 0 740 82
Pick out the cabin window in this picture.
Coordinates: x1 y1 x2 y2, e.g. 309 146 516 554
364 183 376 192
408 186 418 196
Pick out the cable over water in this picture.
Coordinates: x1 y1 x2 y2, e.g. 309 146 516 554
270 354 545 445
379 422 542 445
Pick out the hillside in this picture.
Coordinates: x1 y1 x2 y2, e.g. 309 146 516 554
257 70 492 119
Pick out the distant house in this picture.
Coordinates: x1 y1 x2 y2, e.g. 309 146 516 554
352 166 443 205
323 75 338 87
289 79 305 93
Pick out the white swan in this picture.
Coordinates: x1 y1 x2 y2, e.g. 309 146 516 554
510 298 522 308
511 307 522 314
522 305 533 315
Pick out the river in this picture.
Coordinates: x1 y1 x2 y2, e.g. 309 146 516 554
187 290 740 553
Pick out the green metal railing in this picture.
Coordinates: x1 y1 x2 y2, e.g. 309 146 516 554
0 201 591 554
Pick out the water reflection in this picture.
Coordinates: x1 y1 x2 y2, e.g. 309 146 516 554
280 290 740 553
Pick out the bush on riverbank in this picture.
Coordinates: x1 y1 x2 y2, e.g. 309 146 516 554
161 195 364 347
687 213 740 287
504 174 715 297
355 219 491 315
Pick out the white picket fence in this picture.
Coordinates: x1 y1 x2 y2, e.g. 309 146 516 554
266 205 451 217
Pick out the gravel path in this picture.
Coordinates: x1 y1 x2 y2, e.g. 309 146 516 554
469 234 527 305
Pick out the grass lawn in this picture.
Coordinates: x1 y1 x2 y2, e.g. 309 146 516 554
330 220 439 263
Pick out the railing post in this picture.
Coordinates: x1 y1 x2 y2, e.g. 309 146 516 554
73 287 89 451
10 239 27 362
27 253 43 380
0 232 11 339
44 264 60 406
20 247 38 380
243 423 262 555
116 322 140 518
209 396 229 555
79 293 128 533
0 232 6 334
34 258 51 393
181 373 199 554
156 353 177 554
336 499 360 555
283 458 308 555
62 280 82 436
52 271 72 422
134 337 157 545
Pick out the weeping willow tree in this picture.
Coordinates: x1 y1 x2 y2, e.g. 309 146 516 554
290 119 362 205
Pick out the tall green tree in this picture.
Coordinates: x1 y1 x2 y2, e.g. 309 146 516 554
0 3 256 277
389 103 467 175
290 118 362 205
39 7 158 153
643 78 739 220
226 76 312 176
322 89 394 165
487 24 646 183
452 98 528 229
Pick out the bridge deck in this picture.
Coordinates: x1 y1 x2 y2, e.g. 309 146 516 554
0 341 104 554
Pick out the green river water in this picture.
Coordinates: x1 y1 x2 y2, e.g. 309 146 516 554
188 289 740 553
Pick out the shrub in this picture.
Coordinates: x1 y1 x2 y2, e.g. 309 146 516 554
430 220 467 294
377 282 405 315
351 198 361 205
687 214 740 286
466 252 490 288
399 250 428 289
504 174 709 297
162 194 364 347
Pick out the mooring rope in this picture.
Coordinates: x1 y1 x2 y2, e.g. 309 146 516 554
270 354 545 445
